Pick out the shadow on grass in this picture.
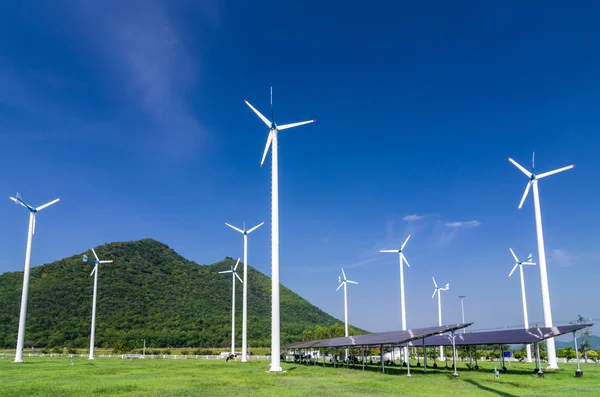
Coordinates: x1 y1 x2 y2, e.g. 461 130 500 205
463 380 518 397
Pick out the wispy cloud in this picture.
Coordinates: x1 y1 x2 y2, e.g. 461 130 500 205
549 248 575 267
402 214 424 222
445 220 481 228
74 1 220 156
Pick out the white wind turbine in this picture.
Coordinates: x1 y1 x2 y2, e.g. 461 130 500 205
245 87 315 372
336 268 358 339
509 152 574 369
83 248 114 360
219 258 243 355
432 277 449 361
225 221 264 362
508 248 536 363
380 234 411 363
9 193 60 363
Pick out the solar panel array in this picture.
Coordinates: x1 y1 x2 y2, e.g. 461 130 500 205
407 324 593 347
282 323 472 350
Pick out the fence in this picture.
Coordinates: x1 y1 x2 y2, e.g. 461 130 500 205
0 353 270 360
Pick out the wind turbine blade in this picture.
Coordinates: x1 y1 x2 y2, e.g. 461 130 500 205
224 222 244 234
336 283 344 291
444 283 450 290
35 198 60 211
379 249 398 253
523 262 537 266
518 182 532 210
235 272 243 283
260 131 273 167
234 258 241 271
9 196 29 210
247 222 264 234
218 270 233 274
244 100 271 128
432 289 438 299
508 158 533 178
401 253 410 268
83 254 88 263
276 120 316 131
100 260 113 264
92 248 100 262
347 280 358 285
341 268 346 280
532 152 535 171
432 277 438 288
508 263 519 277
90 265 97 277
509 248 519 263
401 234 411 250
536 164 575 179
527 253 533 262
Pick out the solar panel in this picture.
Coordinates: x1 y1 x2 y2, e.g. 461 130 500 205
407 324 593 347
282 323 472 349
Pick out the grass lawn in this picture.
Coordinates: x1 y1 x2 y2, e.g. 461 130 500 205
0 357 598 396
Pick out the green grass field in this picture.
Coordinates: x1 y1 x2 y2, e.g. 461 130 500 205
0 357 598 396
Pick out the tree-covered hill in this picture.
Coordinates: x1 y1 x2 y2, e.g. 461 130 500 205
0 239 366 349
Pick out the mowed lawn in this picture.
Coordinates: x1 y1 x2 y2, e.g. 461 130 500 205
1 357 599 396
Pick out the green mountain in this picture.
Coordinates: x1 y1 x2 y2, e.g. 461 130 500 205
0 238 364 349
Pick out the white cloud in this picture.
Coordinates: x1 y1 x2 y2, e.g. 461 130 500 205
402 214 424 222
445 220 481 228
549 248 575 267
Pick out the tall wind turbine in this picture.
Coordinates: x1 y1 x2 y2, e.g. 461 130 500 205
380 234 411 363
432 277 449 361
337 268 357 362
245 87 315 372
9 193 60 363
508 152 574 369
83 248 113 360
225 221 264 362
508 248 536 363
336 268 358 339
219 258 243 355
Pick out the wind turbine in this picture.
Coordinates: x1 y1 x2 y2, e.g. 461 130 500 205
508 152 574 369
508 248 536 363
219 258 243 355
380 234 411 363
9 193 60 363
245 87 315 372
83 248 113 360
336 268 358 339
432 277 449 361
225 221 264 362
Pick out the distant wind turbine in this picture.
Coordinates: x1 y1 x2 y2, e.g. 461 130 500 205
219 258 243 355
508 152 574 369
245 87 315 372
337 268 357 362
432 277 449 361
508 248 536 363
380 234 412 363
83 248 114 360
225 221 264 362
9 193 60 363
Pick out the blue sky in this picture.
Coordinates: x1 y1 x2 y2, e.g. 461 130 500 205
0 1 599 336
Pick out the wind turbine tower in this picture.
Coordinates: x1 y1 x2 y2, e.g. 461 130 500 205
83 248 114 360
508 248 536 363
219 258 243 355
508 152 574 369
380 234 412 363
432 277 449 361
225 221 264 362
244 87 315 372
9 193 60 363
